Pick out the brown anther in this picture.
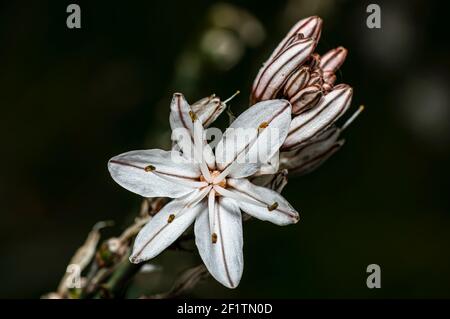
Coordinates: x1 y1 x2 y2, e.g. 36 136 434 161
189 110 198 122
167 214 175 223
211 233 218 244
259 121 269 129
267 202 279 211
144 165 155 172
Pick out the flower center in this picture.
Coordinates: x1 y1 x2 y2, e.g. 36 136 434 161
200 170 227 188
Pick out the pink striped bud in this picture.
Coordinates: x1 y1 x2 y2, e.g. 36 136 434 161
320 46 348 73
191 94 225 127
251 37 316 103
290 85 323 114
282 84 353 150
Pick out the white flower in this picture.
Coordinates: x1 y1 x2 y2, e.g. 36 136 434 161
108 93 299 288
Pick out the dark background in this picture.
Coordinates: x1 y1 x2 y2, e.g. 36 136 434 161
1 0 449 298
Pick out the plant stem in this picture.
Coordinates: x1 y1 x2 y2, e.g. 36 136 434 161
93 254 142 299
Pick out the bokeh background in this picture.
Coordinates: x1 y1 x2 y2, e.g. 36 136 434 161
1 0 450 298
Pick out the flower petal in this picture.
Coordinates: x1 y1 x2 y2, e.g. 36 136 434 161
130 189 208 263
283 66 310 98
290 85 323 114
169 93 215 169
108 149 205 198
251 38 317 102
281 127 344 175
220 178 299 226
320 46 347 73
283 84 353 150
251 169 288 193
194 196 243 289
323 72 337 87
253 150 279 176
191 95 226 128
269 16 322 61
169 93 194 153
214 99 291 180
308 69 323 86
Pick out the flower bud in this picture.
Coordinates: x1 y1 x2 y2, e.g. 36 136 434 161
283 66 310 97
191 94 226 127
323 72 336 86
251 169 288 193
250 16 323 104
251 37 316 103
308 69 323 86
290 84 323 114
282 84 353 150
308 53 321 69
320 46 348 74
269 16 323 60
280 127 343 175
249 17 355 153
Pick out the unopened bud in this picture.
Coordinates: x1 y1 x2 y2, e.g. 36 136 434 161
290 85 323 114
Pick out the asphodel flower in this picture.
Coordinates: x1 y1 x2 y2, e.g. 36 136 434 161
108 93 299 288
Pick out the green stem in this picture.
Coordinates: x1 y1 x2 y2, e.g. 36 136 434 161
93 254 142 299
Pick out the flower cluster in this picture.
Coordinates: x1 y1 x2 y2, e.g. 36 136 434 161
107 16 361 289
251 16 362 175
251 17 348 112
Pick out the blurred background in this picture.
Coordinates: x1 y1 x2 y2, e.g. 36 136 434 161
1 0 450 298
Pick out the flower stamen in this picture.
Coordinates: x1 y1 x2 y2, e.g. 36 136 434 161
189 110 198 122
342 105 364 131
222 90 240 104
267 202 279 211
167 214 175 223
